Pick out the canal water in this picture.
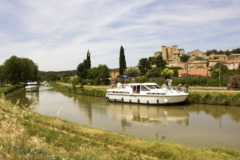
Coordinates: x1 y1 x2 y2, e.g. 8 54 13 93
6 86 240 150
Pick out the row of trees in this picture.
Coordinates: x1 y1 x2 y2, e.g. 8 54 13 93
76 50 110 85
206 48 240 56
0 56 39 84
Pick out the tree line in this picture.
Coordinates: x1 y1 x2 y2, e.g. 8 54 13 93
0 56 39 84
206 48 240 56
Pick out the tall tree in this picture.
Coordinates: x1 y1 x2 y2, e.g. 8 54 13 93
4 56 23 84
86 50 91 69
77 60 88 79
152 56 167 68
77 51 91 79
119 46 126 75
138 58 151 76
3 56 38 84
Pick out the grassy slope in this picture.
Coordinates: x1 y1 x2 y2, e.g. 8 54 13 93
0 84 23 95
1 98 240 160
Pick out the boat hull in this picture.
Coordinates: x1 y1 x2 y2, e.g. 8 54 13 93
25 86 39 92
106 94 188 105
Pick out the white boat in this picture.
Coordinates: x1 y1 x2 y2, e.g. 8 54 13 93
25 82 39 92
106 83 189 105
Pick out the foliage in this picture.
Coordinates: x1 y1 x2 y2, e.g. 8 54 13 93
44 72 60 81
161 68 174 79
186 92 240 106
206 48 240 56
77 59 88 79
212 62 228 72
145 67 163 78
138 58 151 75
97 64 110 85
151 56 167 68
86 50 91 69
123 67 140 77
227 76 240 90
180 54 190 62
137 76 148 83
0 56 38 84
211 69 220 79
195 56 206 61
211 62 229 78
154 77 228 87
39 70 77 81
87 65 110 85
119 46 127 75
77 51 91 79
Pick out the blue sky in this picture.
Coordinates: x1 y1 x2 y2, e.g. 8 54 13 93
0 0 240 71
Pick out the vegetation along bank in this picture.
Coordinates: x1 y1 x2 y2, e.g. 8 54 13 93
1 97 240 160
0 84 23 95
52 82 240 106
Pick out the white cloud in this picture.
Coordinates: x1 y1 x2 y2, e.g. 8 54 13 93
0 0 239 71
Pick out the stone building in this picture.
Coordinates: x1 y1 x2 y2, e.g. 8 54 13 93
188 49 207 61
154 45 185 67
229 54 240 60
152 45 239 76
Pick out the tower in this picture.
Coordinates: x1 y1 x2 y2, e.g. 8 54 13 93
161 45 167 61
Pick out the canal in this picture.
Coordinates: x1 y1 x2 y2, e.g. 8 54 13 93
6 86 240 150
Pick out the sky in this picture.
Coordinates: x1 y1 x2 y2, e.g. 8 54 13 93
0 0 240 71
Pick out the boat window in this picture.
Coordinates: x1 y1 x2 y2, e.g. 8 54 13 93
146 85 157 89
141 86 150 91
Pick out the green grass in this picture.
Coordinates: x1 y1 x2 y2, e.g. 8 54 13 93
0 84 23 94
1 97 240 160
52 82 106 97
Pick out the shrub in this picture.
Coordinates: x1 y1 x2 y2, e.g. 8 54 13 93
227 76 240 90
137 76 148 83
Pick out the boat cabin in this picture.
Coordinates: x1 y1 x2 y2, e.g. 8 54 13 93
107 83 167 95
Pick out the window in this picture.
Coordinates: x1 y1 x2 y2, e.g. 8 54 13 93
141 86 150 91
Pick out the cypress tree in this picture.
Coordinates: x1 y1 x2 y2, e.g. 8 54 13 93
119 46 126 75
86 50 91 69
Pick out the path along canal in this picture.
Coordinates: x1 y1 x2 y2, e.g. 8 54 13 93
6 86 240 150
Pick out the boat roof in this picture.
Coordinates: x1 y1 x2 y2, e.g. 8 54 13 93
125 83 157 86
27 82 38 85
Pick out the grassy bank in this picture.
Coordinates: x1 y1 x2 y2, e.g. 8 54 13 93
1 98 240 160
187 91 240 106
52 82 240 106
52 82 106 97
0 84 23 95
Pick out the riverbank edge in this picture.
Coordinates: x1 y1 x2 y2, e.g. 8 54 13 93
52 82 240 106
0 84 23 95
1 98 240 160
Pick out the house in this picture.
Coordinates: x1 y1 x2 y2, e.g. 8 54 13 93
226 60 240 70
213 54 228 61
178 69 210 77
110 70 119 79
185 61 208 70
229 54 240 60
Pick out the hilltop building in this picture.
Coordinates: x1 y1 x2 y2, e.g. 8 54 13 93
154 45 185 68
153 45 240 76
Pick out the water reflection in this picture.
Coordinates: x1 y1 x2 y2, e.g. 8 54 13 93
6 88 39 108
107 103 189 127
186 104 240 123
